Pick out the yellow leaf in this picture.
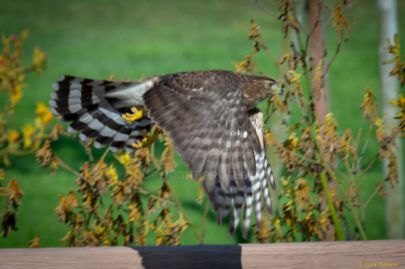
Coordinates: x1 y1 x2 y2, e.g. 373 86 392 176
235 54 256 73
116 152 132 165
132 137 148 149
390 95 405 107
274 217 281 230
286 132 299 149
277 52 293 66
36 102 53 125
106 165 119 184
22 124 35 149
374 118 383 127
61 231 75 245
94 224 105 235
32 47 46 73
287 70 302 83
7 130 20 142
11 84 22 107
29 235 40 248
325 113 336 124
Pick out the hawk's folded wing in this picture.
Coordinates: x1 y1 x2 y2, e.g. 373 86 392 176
143 81 275 236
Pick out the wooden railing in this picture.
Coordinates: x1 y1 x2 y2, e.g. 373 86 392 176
1 240 404 269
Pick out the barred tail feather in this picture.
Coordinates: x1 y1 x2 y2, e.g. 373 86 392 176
50 75 155 151
207 151 274 238
195 111 276 238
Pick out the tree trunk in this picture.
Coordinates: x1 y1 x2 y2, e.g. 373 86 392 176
308 0 328 122
307 0 337 240
377 0 404 239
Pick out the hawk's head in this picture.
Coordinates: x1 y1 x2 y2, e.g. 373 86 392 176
241 74 283 109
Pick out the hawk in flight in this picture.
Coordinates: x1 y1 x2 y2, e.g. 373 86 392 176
50 70 281 237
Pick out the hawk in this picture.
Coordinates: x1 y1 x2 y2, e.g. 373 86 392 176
50 70 281 237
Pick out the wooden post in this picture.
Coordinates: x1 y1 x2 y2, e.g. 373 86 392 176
0 241 404 269
377 0 404 239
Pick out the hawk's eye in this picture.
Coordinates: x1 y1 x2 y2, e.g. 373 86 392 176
263 80 273 89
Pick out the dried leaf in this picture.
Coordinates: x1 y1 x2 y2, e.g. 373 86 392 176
161 136 175 174
36 140 54 167
332 4 349 37
55 195 72 223
7 179 24 207
29 235 40 248
1 211 17 237
385 34 405 85
360 89 378 122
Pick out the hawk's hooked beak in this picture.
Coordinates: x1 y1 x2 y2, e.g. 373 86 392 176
271 81 284 96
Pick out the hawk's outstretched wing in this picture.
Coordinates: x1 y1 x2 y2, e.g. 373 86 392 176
143 76 275 236
50 70 277 237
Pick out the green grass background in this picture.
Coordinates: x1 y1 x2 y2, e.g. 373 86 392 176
1 0 404 247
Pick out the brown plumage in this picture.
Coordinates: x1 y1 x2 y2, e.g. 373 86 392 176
50 70 281 237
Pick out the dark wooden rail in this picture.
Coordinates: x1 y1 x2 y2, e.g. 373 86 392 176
1 240 404 269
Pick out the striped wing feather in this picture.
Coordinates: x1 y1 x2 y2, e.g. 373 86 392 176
50 75 153 151
143 81 275 236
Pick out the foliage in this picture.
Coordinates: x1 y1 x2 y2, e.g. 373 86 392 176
237 1 401 242
36 125 194 246
235 19 267 73
391 95 405 134
0 31 193 246
385 34 405 86
386 34 405 135
1 0 403 246
0 31 47 237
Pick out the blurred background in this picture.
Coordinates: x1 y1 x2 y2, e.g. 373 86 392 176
0 0 404 247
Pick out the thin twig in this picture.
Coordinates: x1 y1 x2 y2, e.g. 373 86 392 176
251 0 273 17
319 172 345 240
358 125 373 163
362 186 380 223
200 199 209 244
100 147 110 162
54 157 81 177
138 186 174 206
162 173 201 241
81 141 94 163
349 203 368 240
326 38 344 73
